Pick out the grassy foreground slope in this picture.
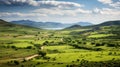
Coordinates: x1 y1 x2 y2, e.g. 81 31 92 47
0 19 120 67
0 19 42 62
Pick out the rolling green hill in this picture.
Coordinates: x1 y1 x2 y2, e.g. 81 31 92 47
64 25 82 30
64 20 120 40
0 19 39 29
0 19 120 67
97 20 120 26
64 20 120 30
0 19 42 34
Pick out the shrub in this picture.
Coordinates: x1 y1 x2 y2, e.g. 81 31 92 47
52 58 56 61
77 59 80 62
11 45 16 49
38 50 46 57
36 62 40 65
21 65 24 67
66 65 69 67
107 43 116 47
14 60 19 65
43 56 50 60
95 43 101 46
108 52 112 55
22 59 27 62
26 46 32 49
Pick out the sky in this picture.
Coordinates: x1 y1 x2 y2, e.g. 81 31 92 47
0 0 120 24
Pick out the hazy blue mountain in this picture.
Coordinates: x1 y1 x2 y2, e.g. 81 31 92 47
97 20 120 26
64 20 120 30
11 20 70 28
10 20 93 29
0 19 38 29
76 22 93 26
64 25 82 30
11 20 120 30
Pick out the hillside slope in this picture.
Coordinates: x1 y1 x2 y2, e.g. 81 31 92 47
97 20 120 26
64 20 120 30
64 20 120 39
0 19 41 34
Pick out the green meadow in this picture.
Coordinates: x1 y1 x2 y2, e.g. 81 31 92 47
0 20 120 67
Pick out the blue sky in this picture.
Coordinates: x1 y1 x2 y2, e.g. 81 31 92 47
0 0 120 24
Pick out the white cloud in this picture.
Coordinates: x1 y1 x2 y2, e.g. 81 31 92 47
0 11 120 24
0 0 119 24
75 9 92 14
93 8 100 13
109 1 120 8
98 0 120 8
0 0 82 8
37 1 82 8
0 12 47 17
93 8 120 15
98 0 112 4
33 8 91 16
0 0 38 6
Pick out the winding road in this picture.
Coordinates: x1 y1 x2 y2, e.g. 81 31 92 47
0 54 39 63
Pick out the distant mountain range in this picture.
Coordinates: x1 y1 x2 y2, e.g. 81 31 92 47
10 20 93 29
64 20 120 30
97 20 120 26
1 19 120 30
75 22 93 26
64 25 82 30
0 19 38 29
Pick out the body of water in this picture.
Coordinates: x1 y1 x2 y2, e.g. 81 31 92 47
43 28 64 30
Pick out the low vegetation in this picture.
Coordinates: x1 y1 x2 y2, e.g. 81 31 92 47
0 20 120 67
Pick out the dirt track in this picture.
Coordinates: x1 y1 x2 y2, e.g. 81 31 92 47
24 54 39 60
0 54 39 63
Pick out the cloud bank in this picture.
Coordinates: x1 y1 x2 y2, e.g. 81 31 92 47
0 0 38 6
0 0 120 24
0 0 82 8
98 0 120 8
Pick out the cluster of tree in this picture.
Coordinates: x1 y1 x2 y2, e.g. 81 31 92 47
38 50 46 57
69 43 102 51
62 37 72 43
46 49 61 53
42 41 65 46
67 59 120 67
95 43 105 46
107 43 120 47
7 60 20 65
108 52 120 56
2 45 37 51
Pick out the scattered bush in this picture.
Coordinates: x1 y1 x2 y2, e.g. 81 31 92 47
13 60 19 65
38 50 46 57
11 45 16 49
26 46 33 49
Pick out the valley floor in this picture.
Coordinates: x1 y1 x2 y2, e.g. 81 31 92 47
0 24 120 67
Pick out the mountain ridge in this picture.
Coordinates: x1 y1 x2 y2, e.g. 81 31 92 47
0 19 39 29
10 20 93 29
64 20 120 30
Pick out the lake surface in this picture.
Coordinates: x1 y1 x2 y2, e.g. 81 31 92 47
43 28 64 30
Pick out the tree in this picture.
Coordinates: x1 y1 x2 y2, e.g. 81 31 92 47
38 50 46 57
26 46 32 49
43 41 49 45
11 45 16 49
14 60 19 65
34 44 41 49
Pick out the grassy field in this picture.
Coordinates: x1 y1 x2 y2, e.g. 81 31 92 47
88 34 115 38
0 20 120 67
